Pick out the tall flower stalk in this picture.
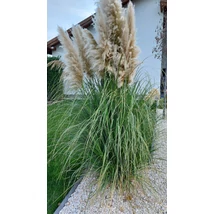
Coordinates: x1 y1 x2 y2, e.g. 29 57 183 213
58 0 139 89
57 27 83 90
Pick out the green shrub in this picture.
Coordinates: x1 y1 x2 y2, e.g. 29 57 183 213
47 56 63 102
47 100 80 213
158 97 167 109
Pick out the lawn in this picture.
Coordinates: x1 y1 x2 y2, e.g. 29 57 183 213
47 100 79 214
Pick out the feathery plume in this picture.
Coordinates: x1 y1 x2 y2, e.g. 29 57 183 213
82 29 103 76
72 25 93 77
57 0 140 89
125 1 140 83
47 60 65 70
57 26 83 89
93 5 111 77
93 0 126 81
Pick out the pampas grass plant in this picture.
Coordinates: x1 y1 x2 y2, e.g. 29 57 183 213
57 0 140 88
48 0 162 208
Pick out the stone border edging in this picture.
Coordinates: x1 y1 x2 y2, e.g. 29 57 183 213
54 178 82 214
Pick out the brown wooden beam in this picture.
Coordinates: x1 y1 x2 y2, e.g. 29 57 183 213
47 47 52 55
160 0 167 13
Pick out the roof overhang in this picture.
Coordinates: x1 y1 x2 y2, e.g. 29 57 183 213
47 0 131 54
160 0 167 13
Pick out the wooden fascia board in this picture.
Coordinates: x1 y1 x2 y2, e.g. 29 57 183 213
160 0 167 13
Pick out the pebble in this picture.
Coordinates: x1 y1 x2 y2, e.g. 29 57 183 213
59 110 167 214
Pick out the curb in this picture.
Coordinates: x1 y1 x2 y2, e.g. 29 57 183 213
54 179 82 214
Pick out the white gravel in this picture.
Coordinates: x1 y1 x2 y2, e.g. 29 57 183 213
59 109 167 214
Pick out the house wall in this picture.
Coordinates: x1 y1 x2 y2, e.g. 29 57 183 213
52 0 163 94
133 0 163 88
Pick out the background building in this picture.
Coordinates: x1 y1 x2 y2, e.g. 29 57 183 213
47 0 167 95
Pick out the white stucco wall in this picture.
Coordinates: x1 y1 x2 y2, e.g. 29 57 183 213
133 0 163 87
52 0 163 93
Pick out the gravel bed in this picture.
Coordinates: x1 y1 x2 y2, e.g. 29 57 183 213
59 109 167 214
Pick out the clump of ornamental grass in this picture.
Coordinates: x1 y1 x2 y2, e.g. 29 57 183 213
47 56 64 102
48 0 162 201
49 76 161 195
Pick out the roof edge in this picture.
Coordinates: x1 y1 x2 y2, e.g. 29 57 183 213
160 0 167 13
47 0 131 51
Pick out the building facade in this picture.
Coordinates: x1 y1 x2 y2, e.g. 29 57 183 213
47 0 167 95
